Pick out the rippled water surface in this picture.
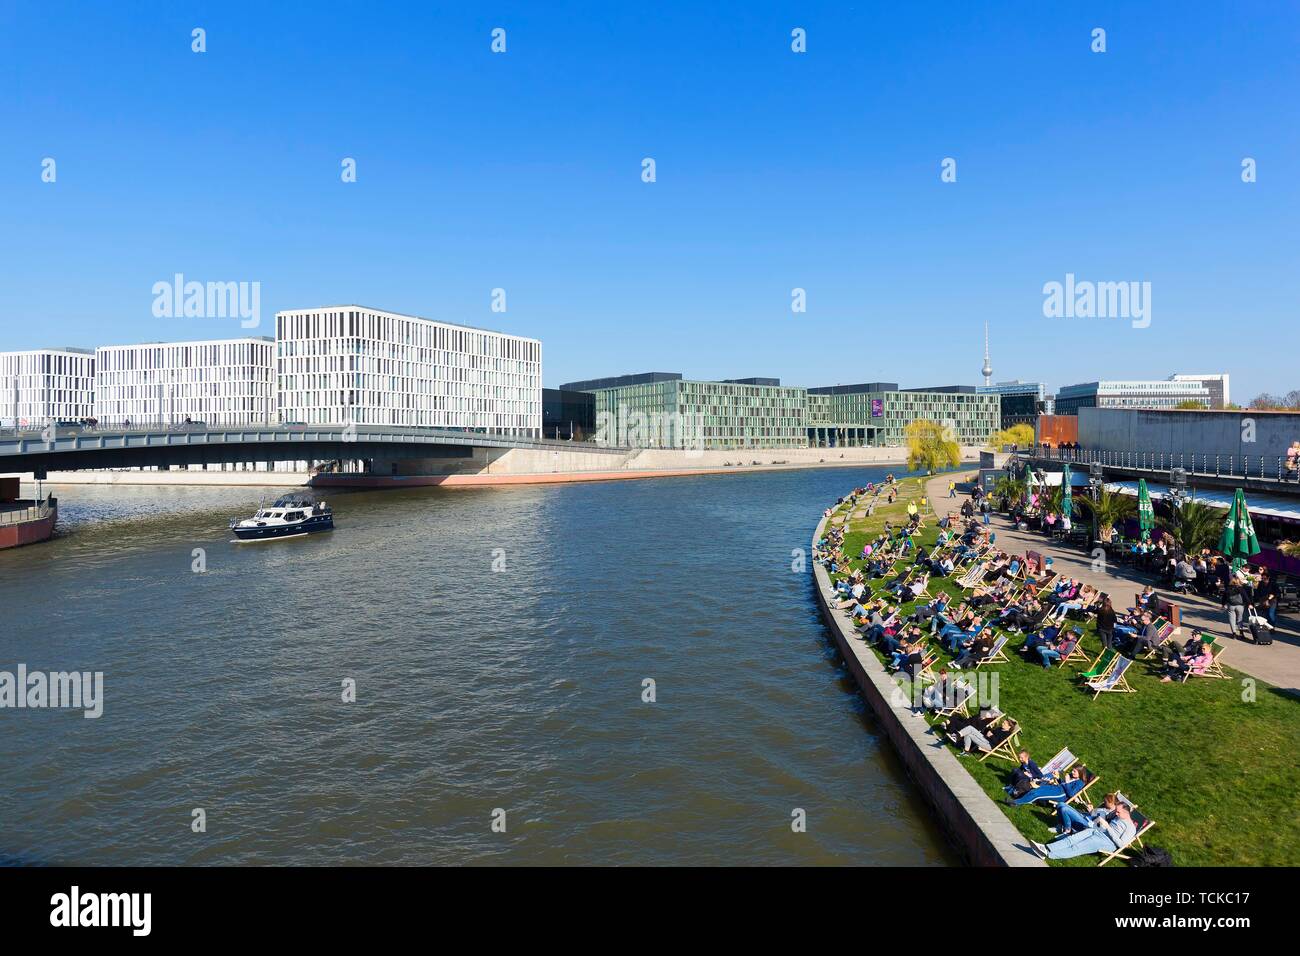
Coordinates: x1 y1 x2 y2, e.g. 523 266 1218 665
0 468 954 865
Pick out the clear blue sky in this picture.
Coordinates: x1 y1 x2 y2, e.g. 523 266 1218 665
2 1 1296 399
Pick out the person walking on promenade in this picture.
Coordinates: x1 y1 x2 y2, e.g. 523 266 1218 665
948 480 956 498
1226 582 1247 638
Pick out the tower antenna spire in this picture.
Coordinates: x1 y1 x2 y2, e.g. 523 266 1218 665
981 323 992 386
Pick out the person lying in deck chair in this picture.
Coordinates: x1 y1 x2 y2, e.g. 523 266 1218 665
938 614 983 655
1121 612 1159 657
1048 584 1098 622
1054 792 1118 835
1158 635 1213 682
1005 750 1044 798
951 631 995 670
1010 766 1089 806
1030 802 1136 860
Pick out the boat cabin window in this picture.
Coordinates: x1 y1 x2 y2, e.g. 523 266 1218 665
282 510 304 521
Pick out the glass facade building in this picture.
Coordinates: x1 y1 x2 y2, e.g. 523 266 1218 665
585 377 807 449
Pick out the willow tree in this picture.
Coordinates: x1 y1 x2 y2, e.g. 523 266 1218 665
906 420 960 473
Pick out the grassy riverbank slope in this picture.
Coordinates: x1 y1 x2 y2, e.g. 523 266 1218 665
823 476 1300 866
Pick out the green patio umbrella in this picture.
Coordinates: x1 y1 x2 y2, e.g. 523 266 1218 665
1061 464 1073 518
1218 488 1261 571
1137 479 1154 540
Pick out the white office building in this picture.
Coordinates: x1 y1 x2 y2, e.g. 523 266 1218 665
94 338 276 426
1170 373 1230 409
275 306 542 435
0 348 97 426
1054 379 1211 415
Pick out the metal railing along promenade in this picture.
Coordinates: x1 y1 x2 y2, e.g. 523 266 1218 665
1023 446 1299 484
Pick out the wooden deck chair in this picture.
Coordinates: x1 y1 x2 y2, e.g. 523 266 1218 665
917 648 940 682
1096 793 1155 866
1088 655 1135 699
957 562 987 589
975 634 1010 668
1181 636 1230 681
1069 765 1102 806
1039 747 1077 778
1080 647 1118 682
1056 628 1090 667
978 717 1022 763
1005 558 1026 581
929 680 975 720
1032 571 1059 598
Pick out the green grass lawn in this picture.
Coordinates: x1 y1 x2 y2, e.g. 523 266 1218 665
823 476 1300 866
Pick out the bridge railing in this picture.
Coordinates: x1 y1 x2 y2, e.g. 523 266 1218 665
1028 446 1299 483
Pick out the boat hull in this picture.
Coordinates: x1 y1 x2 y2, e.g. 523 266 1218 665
231 514 334 541
0 499 58 550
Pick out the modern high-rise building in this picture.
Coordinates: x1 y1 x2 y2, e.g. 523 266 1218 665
94 338 276 426
0 348 96 426
976 380 1050 429
1054 379 1211 415
1169 373 1230 409
276 306 542 435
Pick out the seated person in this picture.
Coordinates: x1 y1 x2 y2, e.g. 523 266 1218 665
951 630 994 670
938 612 981 654
1035 631 1064 668
921 670 972 712
1031 801 1137 860
1048 584 1097 621
1158 636 1213 682
1012 766 1090 806
1124 613 1162 657
1055 792 1117 835
1005 750 1044 797
910 592 950 626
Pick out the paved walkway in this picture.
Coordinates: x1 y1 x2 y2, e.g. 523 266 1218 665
923 472 1300 695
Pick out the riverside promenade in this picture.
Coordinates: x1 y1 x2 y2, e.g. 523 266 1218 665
925 472 1300 695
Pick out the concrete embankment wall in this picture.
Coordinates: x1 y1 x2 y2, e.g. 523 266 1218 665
810 514 1042 867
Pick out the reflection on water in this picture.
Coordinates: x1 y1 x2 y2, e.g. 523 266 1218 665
0 470 954 865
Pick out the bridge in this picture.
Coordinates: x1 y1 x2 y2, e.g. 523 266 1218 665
1013 448 1300 498
0 422 627 479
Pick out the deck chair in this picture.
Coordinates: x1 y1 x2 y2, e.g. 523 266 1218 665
1005 558 1026 581
1080 647 1118 682
1069 765 1101 806
1088 654 1135 699
979 717 1022 763
1039 747 1077 778
917 648 940 682
1181 636 1230 681
957 562 987 589
1096 793 1155 867
1139 617 1176 659
1055 628 1089 667
1032 571 1059 598
929 680 975 719
974 634 1010 668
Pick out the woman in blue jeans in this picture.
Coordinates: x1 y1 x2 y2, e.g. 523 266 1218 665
1011 767 1086 806
1032 803 1137 860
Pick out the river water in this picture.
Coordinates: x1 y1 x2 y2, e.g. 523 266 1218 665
0 468 954 866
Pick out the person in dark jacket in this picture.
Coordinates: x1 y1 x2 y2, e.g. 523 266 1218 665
1095 597 1118 649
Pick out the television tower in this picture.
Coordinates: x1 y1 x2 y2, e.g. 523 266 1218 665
981 323 992 386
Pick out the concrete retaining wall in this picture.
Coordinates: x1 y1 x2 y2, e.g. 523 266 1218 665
810 514 1042 867
1079 407 1300 462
